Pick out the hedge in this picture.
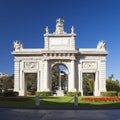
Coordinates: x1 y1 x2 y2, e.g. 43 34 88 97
27 91 36 95
118 92 120 96
3 91 19 97
66 91 81 96
101 91 117 97
36 91 52 96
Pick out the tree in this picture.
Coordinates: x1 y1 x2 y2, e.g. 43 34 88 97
51 65 60 91
25 73 37 91
83 73 94 96
106 79 120 92
0 74 14 90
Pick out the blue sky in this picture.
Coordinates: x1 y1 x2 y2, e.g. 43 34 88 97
0 0 120 80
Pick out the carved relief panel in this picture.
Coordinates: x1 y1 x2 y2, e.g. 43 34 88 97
82 62 97 70
24 62 38 69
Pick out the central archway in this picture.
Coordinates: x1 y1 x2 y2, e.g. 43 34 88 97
51 63 68 95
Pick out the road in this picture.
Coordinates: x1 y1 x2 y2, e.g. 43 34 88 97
0 108 120 120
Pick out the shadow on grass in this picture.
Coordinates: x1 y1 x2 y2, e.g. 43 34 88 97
0 96 120 109
39 97 120 109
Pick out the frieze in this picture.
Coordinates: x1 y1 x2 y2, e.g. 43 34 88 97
24 62 38 69
82 62 97 70
15 57 41 61
84 56 100 60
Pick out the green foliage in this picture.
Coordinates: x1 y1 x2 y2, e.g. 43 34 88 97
83 73 94 96
66 91 81 96
36 91 52 96
101 91 117 97
106 79 120 92
3 90 19 97
27 91 36 95
51 65 68 92
0 92 3 96
0 74 14 90
25 73 37 91
51 65 60 91
27 91 32 95
1 96 120 109
118 92 120 96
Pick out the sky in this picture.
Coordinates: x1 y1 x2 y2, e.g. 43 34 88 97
0 0 120 80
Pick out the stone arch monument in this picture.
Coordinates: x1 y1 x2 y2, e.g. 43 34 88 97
12 18 108 96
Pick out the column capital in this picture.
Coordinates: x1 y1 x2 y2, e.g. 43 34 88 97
14 59 21 62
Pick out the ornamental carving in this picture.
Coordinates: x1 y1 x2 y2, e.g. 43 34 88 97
55 18 65 34
24 62 38 69
14 40 23 51
97 40 106 49
82 62 97 69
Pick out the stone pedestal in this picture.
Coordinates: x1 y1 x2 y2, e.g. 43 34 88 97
56 90 64 96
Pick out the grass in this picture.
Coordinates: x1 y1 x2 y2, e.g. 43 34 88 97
0 96 120 109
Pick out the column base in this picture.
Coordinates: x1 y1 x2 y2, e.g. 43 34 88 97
56 90 64 96
43 88 50 91
69 88 77 92
94 90 100 96
14 89 25 96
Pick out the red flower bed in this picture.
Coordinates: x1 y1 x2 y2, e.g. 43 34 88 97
81 97 120 102
0 97 32 101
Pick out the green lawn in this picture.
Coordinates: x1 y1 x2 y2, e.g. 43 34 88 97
0 96 120 109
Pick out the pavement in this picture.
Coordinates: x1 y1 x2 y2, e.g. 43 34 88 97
0 108 120 120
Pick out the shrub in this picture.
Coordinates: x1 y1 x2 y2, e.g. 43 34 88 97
66 91 81 96
0 92 3 96
27 91 32 95
118 92 120 96
101 91 117 97
36 91 52 96
13 92 19 96
3 90 19 97
27 91 36 95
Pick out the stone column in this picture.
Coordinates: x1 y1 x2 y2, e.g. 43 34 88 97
100 60 106 92
94 72 99 96
20 62 23 90
69 60 76 92
80 72 83 96
44 60 49 91
37 71 40 91
19 62 26 96
14 59 20 92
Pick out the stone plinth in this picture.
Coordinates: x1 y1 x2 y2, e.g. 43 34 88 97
56 90 64 96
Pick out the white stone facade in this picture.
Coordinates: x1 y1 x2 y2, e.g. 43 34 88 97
12 18 108 96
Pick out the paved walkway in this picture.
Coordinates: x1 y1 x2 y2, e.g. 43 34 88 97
0 108 120 120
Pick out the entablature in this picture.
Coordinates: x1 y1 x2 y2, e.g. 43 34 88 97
78 48 108 55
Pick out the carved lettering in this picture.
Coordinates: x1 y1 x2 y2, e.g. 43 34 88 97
82 62 97 69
